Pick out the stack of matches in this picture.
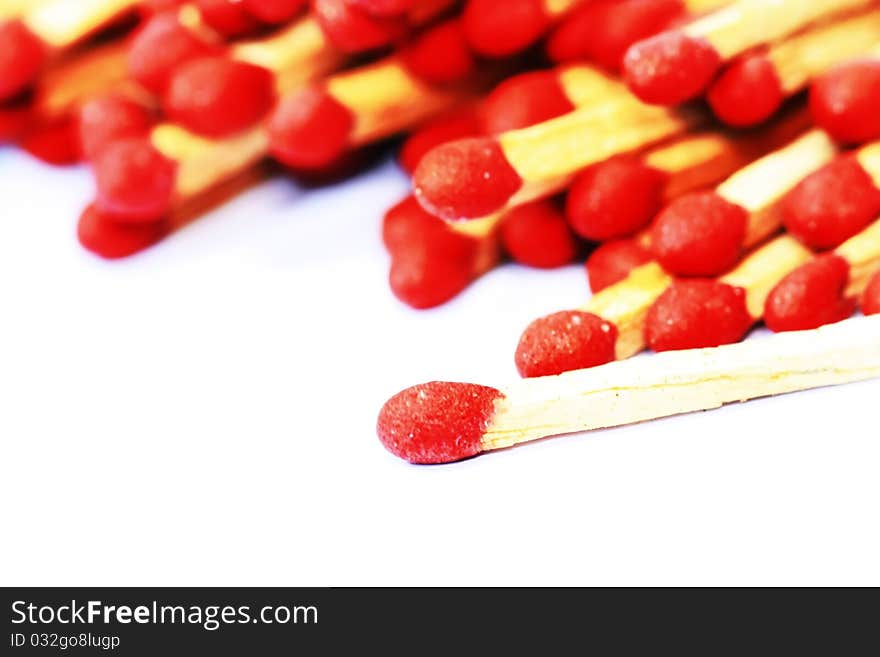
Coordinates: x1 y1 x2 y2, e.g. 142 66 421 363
0 0 526 256
377 0 880 463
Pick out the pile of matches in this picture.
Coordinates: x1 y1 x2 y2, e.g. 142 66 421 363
3 0 880 464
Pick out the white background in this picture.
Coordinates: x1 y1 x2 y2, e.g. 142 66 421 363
2 148 878 586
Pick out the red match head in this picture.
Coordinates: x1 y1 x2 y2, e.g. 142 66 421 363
552 0 684 71
77 95 155 161
707 50 784 127
463 0 551 58
0 103 30 144
398 107 484 175
127 12 221 95
19 117 81 165
400 19 475 85
623 31 722 105
546 1 607 64
650 191 749 277
480 70 575 135
313 0 408 53
781 154 880 250
383 196 482 309
414 137 523 221
346 0 413 16
93 137 177 223
499 198 579 269
862 269 880 316
586 238 652 293
764 254 857 333
242 0 308 23
515 311 618 378
193 0 261 37
165 56 276 138
378 382 502 464
268 86 354 172
566 155 668 241
810 59 880 145
0 20 47 101
78 204 168 259
646 279 752 352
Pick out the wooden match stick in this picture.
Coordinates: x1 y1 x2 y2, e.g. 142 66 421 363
268 21 490 171
566 105 811 241
623 0 875 104
515 129 838 377
379 315 880 464
651 129 838 276
708 8 880 126
0 0 51 20
546 0 733 70
0 0 141 101
414 67 705 223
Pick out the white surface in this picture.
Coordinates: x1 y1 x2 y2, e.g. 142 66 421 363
1 148 879 587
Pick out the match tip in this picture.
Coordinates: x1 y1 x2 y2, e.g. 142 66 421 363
414 137 522 221
193 0 261 38
463 0 550 57
401 19 475 84
19 118 81 166
377 382 503 464
586 238 652 293
765 254 857 333
242 0 307 24
499 199 579 269
78 204 168 259
165 56 276 138
552 0 684 71
384 196 480 309
346 0 413 16
515 311 618 378
650 191 748 277
268 86 354 172
78 95 154 161
93 137 177 223
708 51 784 127
313 0 407 53
127 12 221 94
480 70 575 135
810 60 880 145
623 31 722 105
782 155 880 250
566 155 668 241
646 280 753 352
862 269 880 316
0 20 47 101
398 108 483 175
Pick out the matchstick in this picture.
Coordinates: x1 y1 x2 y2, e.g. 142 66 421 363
0 0 141 101
547 0 732 71
623 0 875 105
644 234 813 351
414 69 704 222
707 9 880 126
766 217 880 332
782 141 880 249
378 315 880 464
565 106 810 241
514 129 838 377
650 129 838 276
